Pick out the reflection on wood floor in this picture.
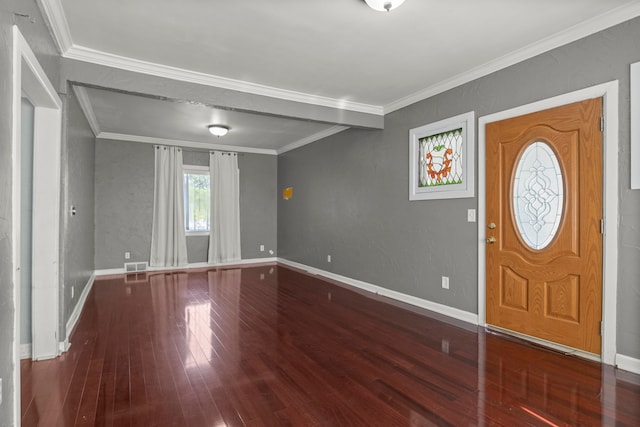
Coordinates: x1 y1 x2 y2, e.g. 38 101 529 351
21 264 640 426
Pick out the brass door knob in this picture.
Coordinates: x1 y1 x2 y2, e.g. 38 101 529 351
486 236 497 244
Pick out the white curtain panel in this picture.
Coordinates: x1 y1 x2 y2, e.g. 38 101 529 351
150 145 188 267
208 151 241 263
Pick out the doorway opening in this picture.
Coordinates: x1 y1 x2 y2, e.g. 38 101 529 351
12 25 63 424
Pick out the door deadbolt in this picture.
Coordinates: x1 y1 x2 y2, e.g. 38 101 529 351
487 222 496 229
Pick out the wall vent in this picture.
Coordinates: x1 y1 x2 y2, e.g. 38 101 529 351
124 261 148 272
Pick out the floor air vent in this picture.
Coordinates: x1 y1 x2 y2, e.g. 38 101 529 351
124 261 148 273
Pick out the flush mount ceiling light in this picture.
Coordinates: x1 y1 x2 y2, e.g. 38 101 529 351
208 125 230 137
364 0 405 12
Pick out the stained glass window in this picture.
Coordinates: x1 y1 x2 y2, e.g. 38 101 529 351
418 128 463 187
513 141 564 250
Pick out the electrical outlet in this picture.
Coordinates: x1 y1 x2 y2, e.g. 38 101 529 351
442 276 450 289
124 251 131 259
260 244 265 252
327 255 332 263
441 339 450 354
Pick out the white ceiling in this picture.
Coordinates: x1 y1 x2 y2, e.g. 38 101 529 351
41 0 640 154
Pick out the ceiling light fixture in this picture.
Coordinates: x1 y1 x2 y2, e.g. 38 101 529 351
208 125 230 137
364 0 405 12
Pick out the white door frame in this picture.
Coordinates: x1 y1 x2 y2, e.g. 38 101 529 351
12 25 63 425
477 81 619 365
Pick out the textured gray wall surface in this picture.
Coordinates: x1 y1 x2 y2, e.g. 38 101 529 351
278 130 478 313
186 236 209 263
182 150 209 166
94 140 155 269
0 1 61 424
239 153 278 259
278 18 640 359
61 88 96 337
95 142 278 268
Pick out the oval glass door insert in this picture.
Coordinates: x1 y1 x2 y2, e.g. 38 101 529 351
513 141 564 250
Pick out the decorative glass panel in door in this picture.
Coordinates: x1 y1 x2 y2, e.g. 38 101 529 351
513 141 564 250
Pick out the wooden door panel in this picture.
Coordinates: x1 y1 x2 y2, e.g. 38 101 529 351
499 252 581 282
545 275 580 323
500 267 529 311
486 98 602 354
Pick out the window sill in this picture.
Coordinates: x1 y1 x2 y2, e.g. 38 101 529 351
186 231 210 237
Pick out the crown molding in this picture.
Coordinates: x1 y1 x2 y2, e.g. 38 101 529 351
63 45 384 116
41 0 640 120
277 126 350 154
384 1 640 114
71 85 100 136
38 0 383 115
97 132 278 155
38 0 73 53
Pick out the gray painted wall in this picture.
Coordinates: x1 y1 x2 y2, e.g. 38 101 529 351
94 140 154 268
0 1 61 424
60 88 96 338
238 153 278 258
278 17 640 359
95 141 277 269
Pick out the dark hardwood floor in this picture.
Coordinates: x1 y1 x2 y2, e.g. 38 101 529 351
21 264 640 426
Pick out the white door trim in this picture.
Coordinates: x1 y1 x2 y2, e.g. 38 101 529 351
12 25 63 426
477 81 619 365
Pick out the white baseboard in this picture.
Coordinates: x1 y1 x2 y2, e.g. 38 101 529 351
616 354 640 375
94 257 278 277
20 343 32 359
277 258 478 326
58 338 70 353
60 273 96 352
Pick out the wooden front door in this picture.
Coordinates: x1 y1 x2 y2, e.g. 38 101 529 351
485 98 603 354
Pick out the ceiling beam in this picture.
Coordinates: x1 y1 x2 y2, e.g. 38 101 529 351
61 58 384 130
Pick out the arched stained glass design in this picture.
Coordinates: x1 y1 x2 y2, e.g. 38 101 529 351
513 141 564 250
